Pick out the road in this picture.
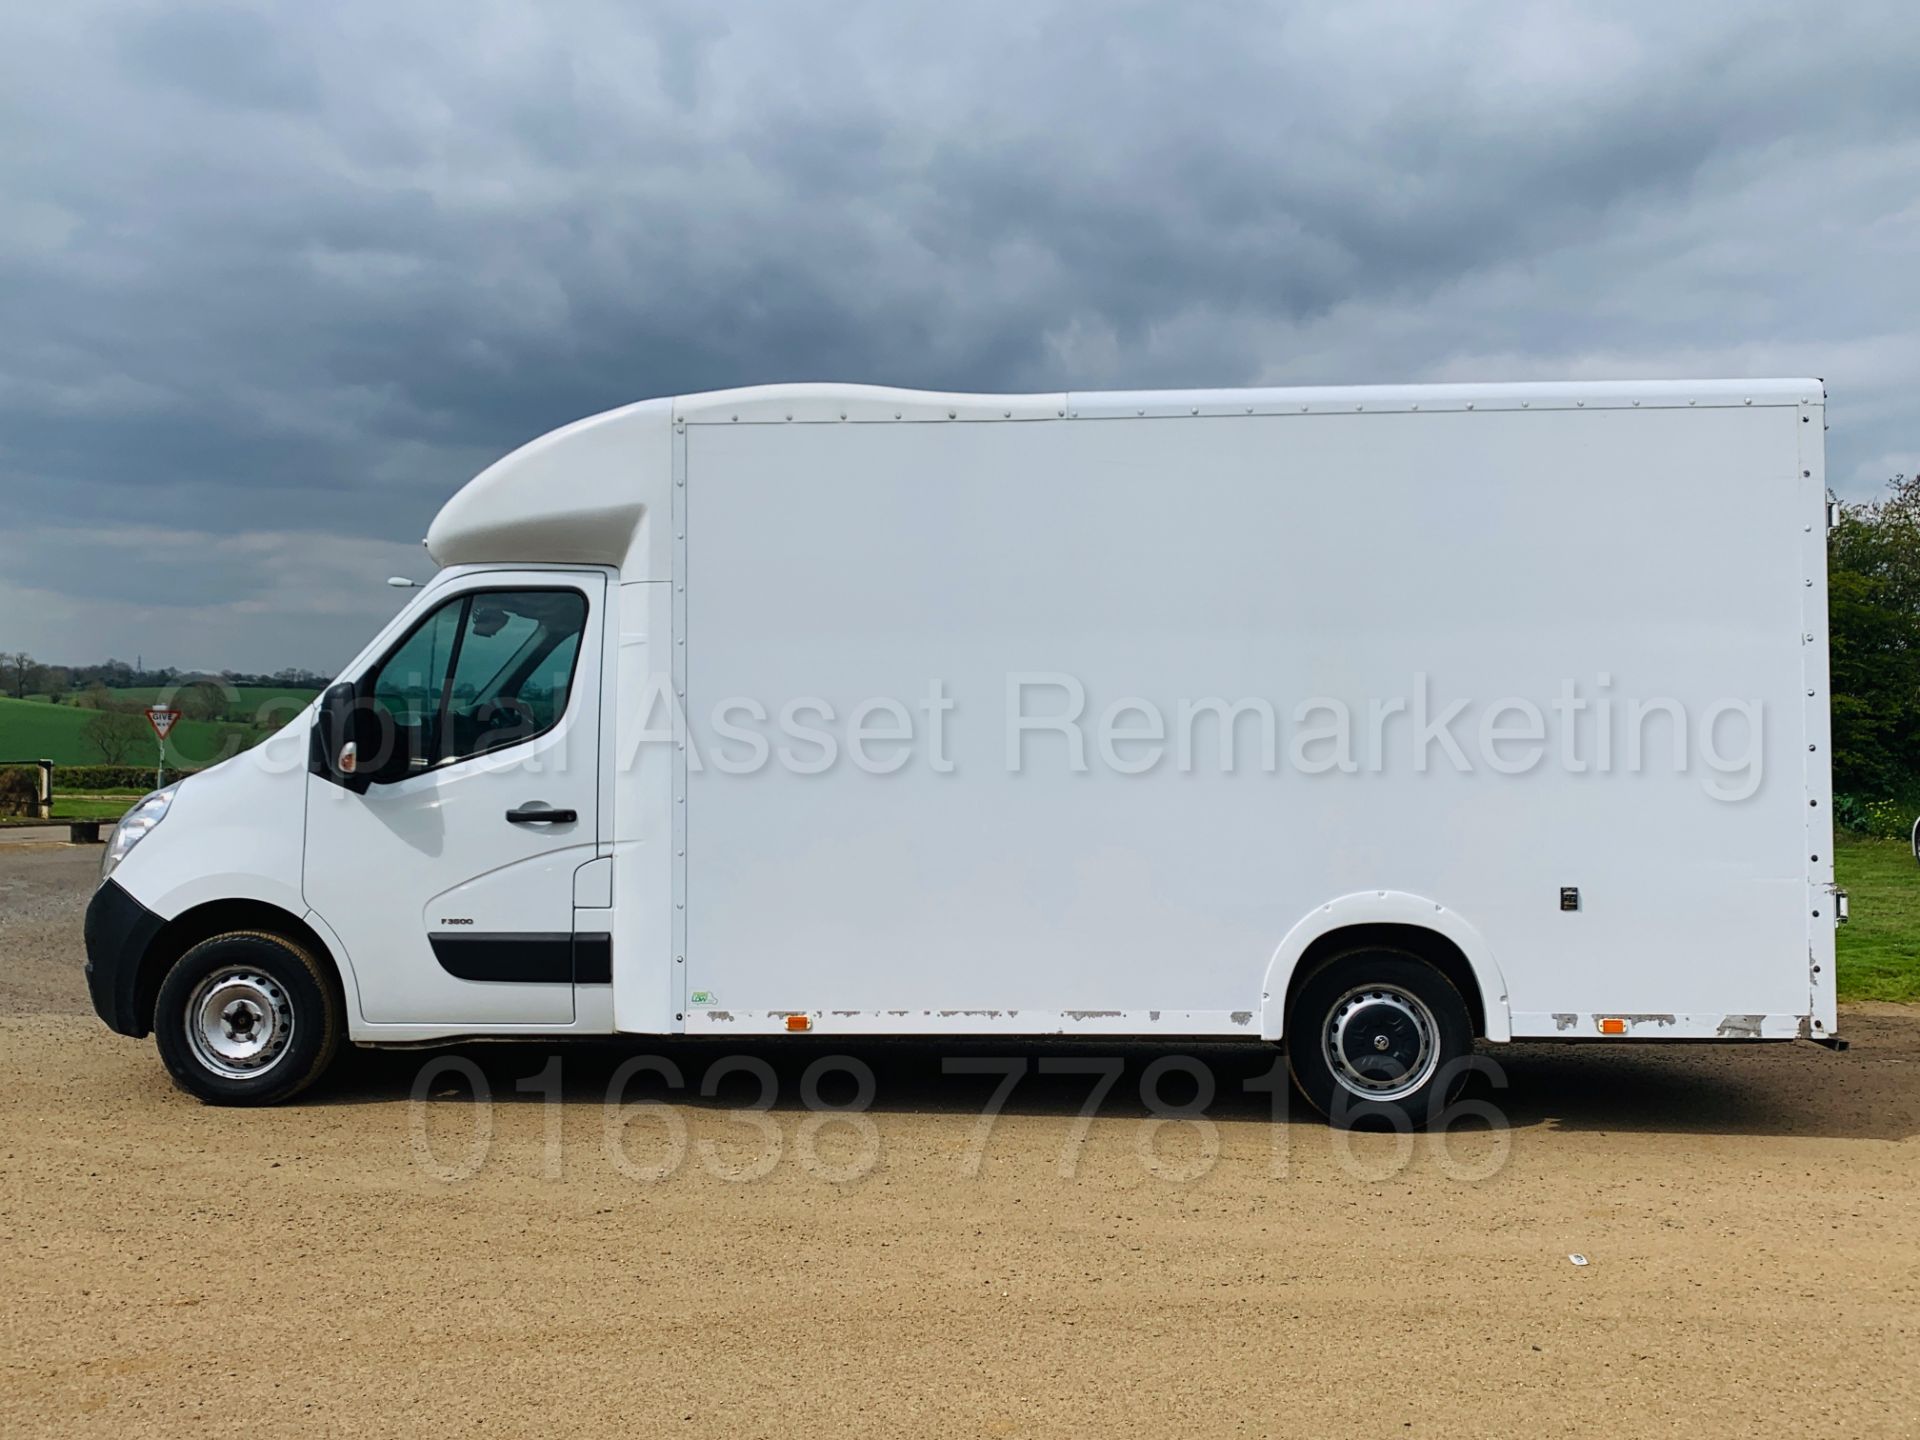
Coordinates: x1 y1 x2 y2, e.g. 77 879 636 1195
2 844 1916 1437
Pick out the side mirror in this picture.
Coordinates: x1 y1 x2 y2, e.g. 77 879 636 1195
310 682 371 793
1912 816 1919 867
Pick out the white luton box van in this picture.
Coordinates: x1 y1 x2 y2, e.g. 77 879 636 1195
85 379 1843 1123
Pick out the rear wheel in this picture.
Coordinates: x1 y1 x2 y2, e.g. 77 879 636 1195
153 931 342 1105
1286 948 1474 1129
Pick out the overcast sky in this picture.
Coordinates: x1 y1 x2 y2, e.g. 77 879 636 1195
4 1 1918 673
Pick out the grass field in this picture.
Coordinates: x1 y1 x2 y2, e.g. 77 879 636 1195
64 684 319 719
48 795 141 821
0 795 136 826
1834 835 1920 1001
0 695 271 768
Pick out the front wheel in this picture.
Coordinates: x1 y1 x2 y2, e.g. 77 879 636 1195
153 931 342 1105
1286 949 1474 1129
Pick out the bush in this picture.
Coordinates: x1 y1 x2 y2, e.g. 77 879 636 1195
1834 793 1914 840
0 766 40 817
53 764 198 792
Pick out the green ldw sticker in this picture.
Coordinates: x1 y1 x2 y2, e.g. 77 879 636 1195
690 991 715 1006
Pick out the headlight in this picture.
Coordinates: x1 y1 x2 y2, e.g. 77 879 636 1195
99 786 177 886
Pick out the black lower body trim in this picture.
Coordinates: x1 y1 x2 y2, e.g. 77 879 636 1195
573 932 612 984
430 931 612 985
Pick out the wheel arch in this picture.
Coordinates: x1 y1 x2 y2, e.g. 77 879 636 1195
1260 892 1511 1042
131 899 350 1039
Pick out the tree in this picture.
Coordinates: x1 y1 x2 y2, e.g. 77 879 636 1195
1828 473 1920 798
83 708 147 764
2 651 33 699
171 679 226 723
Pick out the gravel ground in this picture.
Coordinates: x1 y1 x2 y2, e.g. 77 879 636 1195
2 844 1916 1438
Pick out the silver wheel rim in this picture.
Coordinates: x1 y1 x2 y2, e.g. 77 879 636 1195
1322 984 1440 1103
185 967 295 1080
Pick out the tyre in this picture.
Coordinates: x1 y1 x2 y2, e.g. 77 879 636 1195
1286 948 1474 1129
153 930 342 1106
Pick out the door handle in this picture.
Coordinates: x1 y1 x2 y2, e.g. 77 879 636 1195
505 806 577 824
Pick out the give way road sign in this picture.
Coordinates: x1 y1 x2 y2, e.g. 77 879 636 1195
145 706 181 740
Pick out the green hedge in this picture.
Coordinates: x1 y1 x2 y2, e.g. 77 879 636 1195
1 762 207 797
52 764 201 792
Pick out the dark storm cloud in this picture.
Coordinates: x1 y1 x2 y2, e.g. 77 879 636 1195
3 0 1919 670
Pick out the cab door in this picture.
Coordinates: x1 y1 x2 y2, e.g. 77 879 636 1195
304 570 606 1026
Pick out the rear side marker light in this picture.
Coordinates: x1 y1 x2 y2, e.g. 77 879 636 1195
785 1014 812 1032
1598 1017 1627 1036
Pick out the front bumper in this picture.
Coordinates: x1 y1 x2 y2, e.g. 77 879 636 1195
84 879 165 1037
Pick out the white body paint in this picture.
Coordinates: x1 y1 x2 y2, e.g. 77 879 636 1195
108 381 1840 1047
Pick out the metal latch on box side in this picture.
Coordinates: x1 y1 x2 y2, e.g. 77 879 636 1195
1832 886 1849 924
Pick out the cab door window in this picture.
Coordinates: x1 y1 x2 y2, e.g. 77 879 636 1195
444 591 587 757
362 588 588 780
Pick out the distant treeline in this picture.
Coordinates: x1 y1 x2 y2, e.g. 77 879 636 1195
1 653 328 701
